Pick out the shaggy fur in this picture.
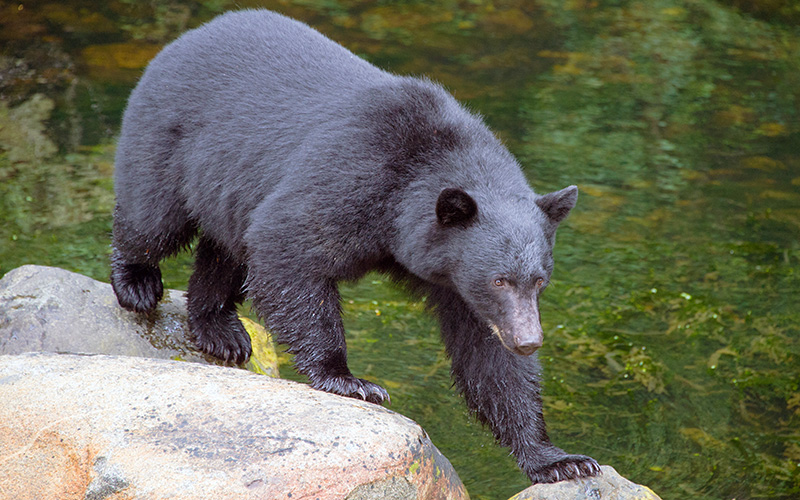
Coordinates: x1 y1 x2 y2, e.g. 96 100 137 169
110 9 599 483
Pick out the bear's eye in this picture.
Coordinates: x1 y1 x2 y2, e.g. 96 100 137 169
493 278 505 287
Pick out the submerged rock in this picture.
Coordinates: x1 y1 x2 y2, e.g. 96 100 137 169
0 352 468 500
509 465 661 500
0 264 278 377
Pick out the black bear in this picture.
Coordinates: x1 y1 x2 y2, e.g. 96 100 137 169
110 9 600 484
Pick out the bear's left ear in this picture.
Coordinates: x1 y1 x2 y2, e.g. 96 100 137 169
436 188 478 227
536 185 578 224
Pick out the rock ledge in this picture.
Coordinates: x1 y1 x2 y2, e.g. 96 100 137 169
0 352 466 500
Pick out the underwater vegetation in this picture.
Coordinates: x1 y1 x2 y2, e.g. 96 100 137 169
1 1 798 498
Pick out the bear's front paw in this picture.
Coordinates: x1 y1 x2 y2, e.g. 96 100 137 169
312 375 390 405
527 455 601 484
189 313 252 365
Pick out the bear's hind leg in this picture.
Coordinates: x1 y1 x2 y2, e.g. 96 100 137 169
187 236 252 365
110 205 196 313
110 257 164 313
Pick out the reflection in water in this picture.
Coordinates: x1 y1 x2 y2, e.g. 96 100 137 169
1 1 798 499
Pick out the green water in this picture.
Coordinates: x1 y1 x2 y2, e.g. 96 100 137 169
1 1 799 498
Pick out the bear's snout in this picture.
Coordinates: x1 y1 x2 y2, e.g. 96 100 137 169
497 295 544 356
512 325 543 356
513 337 542 356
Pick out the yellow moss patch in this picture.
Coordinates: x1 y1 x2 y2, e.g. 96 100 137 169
741 156 786 172
82 43 162 70
240 316 280 378
756 122 787 137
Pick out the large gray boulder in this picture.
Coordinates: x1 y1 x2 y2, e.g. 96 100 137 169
0 352 468 500
0 264 278 376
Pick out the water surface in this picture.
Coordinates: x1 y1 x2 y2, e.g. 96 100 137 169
1 1 798 499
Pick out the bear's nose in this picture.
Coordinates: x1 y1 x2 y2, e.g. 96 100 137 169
513 339 541 356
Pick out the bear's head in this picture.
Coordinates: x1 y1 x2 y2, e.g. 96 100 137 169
433 185 578 356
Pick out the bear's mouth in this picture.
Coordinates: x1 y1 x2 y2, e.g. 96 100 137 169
489 323 509 348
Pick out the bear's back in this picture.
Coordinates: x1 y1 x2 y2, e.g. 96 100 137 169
163 10 386 96
125 10 389 129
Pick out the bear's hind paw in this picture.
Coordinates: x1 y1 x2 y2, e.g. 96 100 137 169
312 375 390 405
527 455 601 484
189 314 252 365
111 262 163 313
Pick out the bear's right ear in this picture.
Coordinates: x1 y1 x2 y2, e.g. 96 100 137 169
436 188 477 227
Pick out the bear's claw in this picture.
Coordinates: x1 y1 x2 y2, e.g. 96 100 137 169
527 455 601 484
312 375 391 405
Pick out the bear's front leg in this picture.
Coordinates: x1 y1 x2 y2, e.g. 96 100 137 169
433 289 600 484
247 269 389 405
